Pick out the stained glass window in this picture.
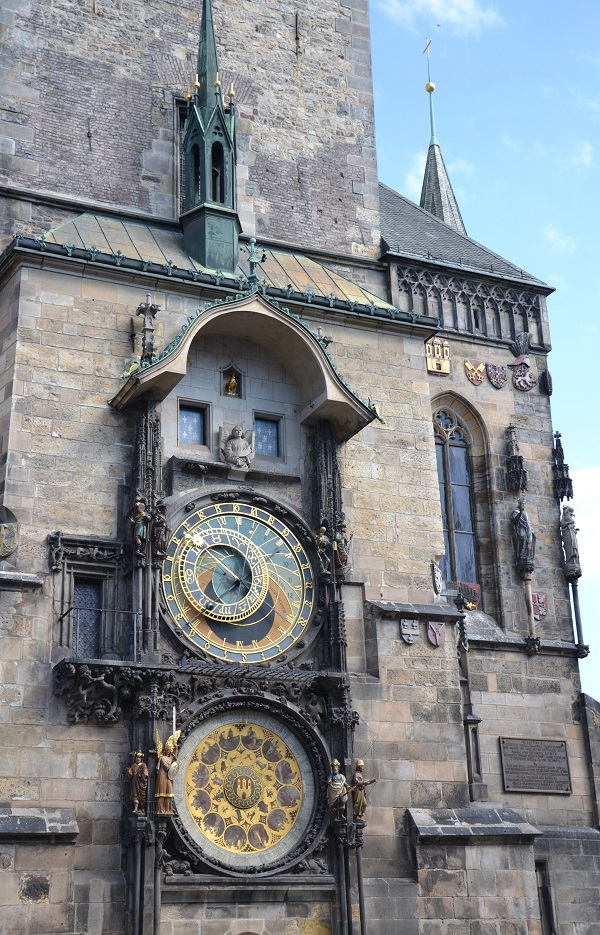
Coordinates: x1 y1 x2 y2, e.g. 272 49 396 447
179 405 206 446
434 409 477 585
255 418 280 457
72 579 102 658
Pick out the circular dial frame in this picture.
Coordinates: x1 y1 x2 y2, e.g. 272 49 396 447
172 707 321 874
162 500 315 663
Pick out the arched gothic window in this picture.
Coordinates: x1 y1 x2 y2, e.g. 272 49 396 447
211 142 225 203
434 408 478 585
191 144 200 205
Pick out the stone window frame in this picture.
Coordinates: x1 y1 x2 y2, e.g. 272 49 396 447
535 861 558 935
50 533 125 661
431 394 499 619
253 411 284 461
177 398 211 449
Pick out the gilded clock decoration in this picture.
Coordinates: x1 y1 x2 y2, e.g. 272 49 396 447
162 500 315 663
183 721 303 855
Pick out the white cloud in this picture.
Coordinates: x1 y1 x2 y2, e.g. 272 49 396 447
501 135 520 152
378 0 503 35
404 149 427 201
543 224 576 254
572 140 593 169
448 156 474 178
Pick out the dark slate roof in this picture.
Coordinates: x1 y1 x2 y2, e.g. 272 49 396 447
420 143 467 235
379 182 545 286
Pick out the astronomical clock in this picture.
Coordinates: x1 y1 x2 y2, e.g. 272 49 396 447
157 489 338 876
162 499 316 664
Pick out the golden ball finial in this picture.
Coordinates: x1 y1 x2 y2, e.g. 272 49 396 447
228 82 235 99
214 70 221 89
193 73 200 90
426 81 435 93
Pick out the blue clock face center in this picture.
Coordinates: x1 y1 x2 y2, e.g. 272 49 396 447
209 547 252 603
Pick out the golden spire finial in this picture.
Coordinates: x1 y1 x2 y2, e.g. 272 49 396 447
214 70 221 89
228 82 235 100
193 73 200 90
185 86 192 102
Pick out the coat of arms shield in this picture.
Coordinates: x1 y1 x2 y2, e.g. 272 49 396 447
400 620 419 644
464 361 485 386
427 622 445 647
532 592 548 621
486 363 507 389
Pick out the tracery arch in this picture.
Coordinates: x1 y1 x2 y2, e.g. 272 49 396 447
431 395 499 618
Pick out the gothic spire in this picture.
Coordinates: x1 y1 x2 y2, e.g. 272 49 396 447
419 43 466 235
180 0 240 272
196 0 220 123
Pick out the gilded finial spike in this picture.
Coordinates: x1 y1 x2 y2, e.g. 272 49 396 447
423 38 438 145
214 70 221 89
228 82 235 99
193 73 200 90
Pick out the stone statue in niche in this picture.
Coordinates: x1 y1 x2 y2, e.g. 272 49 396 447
333 524 353 571
0 505 19 568
327 759 348 820
560 505 582 580
127 752 149 814
223 371 240 397
219 425 254 470
511 497 536 576
155 729 181 816
152 502 170 558
130 499 150 558
351 758 376 820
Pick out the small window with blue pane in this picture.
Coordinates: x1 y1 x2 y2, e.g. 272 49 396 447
179 403 207 446
254 416 281 458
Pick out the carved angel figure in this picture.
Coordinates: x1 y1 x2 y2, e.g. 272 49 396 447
219 425 254 470
155 729 181 816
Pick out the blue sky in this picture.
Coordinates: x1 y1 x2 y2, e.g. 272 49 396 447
369 0 599 695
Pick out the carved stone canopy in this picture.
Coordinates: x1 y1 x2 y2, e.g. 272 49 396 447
109 293 375 442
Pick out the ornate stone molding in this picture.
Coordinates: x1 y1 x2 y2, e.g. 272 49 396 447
395 262 545 345
52 657 350 730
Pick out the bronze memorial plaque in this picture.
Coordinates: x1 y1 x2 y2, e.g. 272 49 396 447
500 738 572 794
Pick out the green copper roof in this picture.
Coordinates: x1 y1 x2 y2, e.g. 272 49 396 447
196 0 220 124
40 213 396 312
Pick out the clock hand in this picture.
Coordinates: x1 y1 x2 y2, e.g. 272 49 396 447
202 552 241 582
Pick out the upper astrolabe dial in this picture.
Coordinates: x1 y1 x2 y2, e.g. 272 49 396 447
162 500 315 663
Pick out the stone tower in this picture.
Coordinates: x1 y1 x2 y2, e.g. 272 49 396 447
0 1 599 935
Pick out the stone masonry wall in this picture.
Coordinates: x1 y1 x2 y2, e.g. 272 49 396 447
414 839 541 935
160 889 333 935
0 0 380 257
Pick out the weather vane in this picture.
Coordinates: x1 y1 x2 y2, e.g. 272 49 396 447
422 38 437 144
